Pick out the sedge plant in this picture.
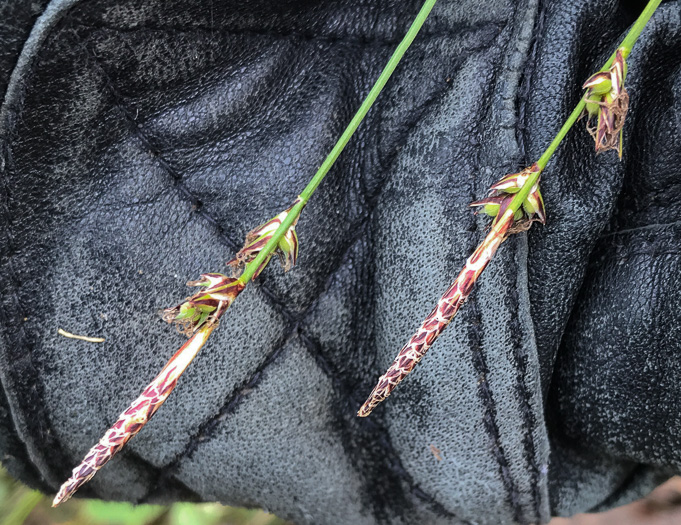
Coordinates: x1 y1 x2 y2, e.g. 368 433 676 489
53 0 662 505
52 0 439 507
358 0 662 416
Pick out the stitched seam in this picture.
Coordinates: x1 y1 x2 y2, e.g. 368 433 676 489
275 67 470 518
0 143 68 492
514 0 548 521
138 325 300 504
508 241 542 524
468 18 524 515
137 225 370 503
137 219 375 502
301 73 470 517
467 33 525 525
125 449 203 504
466 294 523 523
4 1 531 512
75 19 506 47
297 329 466 523
137 229 376 505
515 0 546 165
79 43 313 504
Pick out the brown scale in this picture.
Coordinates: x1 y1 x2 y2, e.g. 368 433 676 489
53 322 219 506
358 209 515 417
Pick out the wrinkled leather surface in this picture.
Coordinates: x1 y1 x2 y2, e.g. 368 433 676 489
1 1 680 524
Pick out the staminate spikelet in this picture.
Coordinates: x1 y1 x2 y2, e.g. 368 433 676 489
53 275 244 506
358 165 545 417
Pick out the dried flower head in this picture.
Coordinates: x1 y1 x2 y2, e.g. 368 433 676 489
583 48 629 158
227 201 302 280
162 273 244 336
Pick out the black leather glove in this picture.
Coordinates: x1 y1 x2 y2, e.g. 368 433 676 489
1 1 680 524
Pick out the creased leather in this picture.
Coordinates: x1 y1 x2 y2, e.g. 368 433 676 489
0 1 679 524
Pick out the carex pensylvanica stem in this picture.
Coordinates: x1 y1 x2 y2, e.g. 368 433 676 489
358 0 662 417
53 0 439 506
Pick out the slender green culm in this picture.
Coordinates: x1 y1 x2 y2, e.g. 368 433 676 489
508 0 662 219
237 0 439 284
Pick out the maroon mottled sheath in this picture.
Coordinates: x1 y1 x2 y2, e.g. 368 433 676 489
53 274 244 506
52 325 216 506
357 208 515 417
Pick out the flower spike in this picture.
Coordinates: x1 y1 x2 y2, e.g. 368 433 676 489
53 275 244 506
228 199 302 280
358 165 545 417
358 203 517 417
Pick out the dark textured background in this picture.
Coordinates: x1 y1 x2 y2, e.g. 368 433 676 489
1 1 680 524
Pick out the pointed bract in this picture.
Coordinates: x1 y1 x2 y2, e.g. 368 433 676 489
470 195 506 218
227 200 301 280
523 183 546 224
162 274 244 336
488 170 533 193
582 71 612 94
471 163 546 227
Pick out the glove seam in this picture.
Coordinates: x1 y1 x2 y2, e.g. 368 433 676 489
512 0 550 521
72 19 507 49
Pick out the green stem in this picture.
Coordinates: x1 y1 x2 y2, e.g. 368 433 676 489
238 0 438 284
619 0 662 58
510 0 661 214
536 102 585 171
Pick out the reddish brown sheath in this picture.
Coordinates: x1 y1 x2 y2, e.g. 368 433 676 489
52 325 215 506
358 208 515 417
